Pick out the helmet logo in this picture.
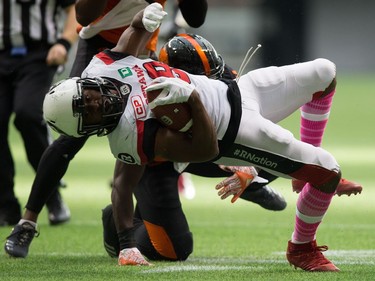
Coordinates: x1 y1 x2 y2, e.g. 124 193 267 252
120 84 132 96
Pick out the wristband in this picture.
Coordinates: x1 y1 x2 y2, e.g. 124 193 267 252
55 38 71 52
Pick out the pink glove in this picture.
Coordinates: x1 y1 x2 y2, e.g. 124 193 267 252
215 165 258 203
118 247 152 266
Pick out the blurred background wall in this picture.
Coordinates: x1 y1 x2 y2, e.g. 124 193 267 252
158 0 375 75
61 0 375 80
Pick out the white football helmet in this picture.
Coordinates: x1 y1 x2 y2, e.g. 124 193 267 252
43 77 124 137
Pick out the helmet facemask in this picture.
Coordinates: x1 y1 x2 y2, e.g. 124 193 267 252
73 77 124 136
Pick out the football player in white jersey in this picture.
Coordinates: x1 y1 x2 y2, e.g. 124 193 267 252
43 4 351 271
3 0 215 262
100 33 289 262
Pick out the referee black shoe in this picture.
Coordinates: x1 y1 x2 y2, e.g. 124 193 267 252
0 203 21 226
4 222 39 258
46 190 70 225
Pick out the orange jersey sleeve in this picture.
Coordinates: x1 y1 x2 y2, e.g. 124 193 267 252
77 0 167 51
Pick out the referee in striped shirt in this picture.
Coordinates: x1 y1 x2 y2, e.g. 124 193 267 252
0 0 77 226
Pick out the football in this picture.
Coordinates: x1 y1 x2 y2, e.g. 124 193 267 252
147 87 192 132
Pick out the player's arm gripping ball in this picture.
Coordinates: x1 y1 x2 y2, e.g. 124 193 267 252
215 166 258 203
146 77 195 109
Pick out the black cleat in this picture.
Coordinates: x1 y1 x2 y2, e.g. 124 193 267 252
4 222 39 258
46 190 70 225
241 185 287 211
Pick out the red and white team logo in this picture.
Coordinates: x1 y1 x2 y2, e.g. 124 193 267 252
131 95 146 119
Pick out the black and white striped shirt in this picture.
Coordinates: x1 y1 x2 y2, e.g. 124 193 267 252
0 0 75 51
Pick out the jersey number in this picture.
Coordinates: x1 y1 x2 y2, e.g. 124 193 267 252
143 61 191 83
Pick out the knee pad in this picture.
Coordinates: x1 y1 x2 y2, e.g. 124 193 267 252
139 219 193 261
139 229 193 261
292 59 336 94
102 204 194 261
314 58 336 85
170 231 193 261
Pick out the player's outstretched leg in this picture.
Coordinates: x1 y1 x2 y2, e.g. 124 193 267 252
288 177 340 272
297 74 362 197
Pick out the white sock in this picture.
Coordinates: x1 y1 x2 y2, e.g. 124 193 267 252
19 219 37 228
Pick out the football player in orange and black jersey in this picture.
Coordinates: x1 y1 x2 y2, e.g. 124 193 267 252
158 33 361 200
157 33 286 206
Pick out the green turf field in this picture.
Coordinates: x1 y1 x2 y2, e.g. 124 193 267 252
1 74 374 280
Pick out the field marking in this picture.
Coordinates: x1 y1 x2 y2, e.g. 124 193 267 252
142 254 375 274
327 249 375 256
32 252 106 257
32 250 375 267
143 265 264 273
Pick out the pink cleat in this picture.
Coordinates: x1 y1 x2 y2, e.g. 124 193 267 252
292 178 362 196
286 240 339 272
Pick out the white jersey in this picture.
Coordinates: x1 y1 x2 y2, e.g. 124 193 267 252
83 53 340 184
82 49 236 165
